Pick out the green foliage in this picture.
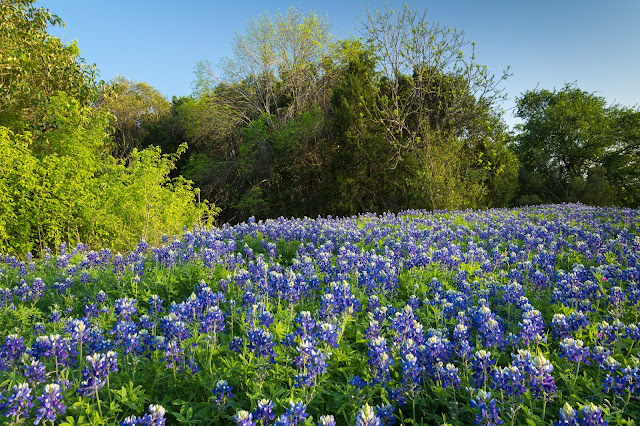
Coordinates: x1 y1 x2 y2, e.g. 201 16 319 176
100 76 172 158
0 1 217 257
602 106 640 207
178 5 518 222
94 144 219 250
0 99 216 256
0 0 100 131
321 42 407 216
513 84 640 206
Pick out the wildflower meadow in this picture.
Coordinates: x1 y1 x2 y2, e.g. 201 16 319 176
0 204 639 425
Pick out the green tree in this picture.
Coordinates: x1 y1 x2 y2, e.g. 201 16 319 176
601 106 640 207
0 0 100 131
360 3 513 210
321 41 408 215
100 76 171 158
0 1 216 256
512 84 615 205
360 4 509 159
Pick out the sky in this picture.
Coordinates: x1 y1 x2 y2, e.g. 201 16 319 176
37 0 640 129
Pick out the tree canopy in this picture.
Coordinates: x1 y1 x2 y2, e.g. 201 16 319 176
0 0 216 256
512 84 640 207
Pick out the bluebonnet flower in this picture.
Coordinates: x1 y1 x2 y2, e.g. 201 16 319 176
367 295 381 312
96 290 107 304
234 410 256 426
602 365 639 396
230 336 244 353
452 321 473 359
3 334 26 365
159 314 191 342
320 281 361 319
355 404 382 426
407 295 421 310
212 379 234 408
591 346 611 369
350 375 367 390
257 311 274 328
372 305 390 324
554 402 578 426
423 334 450 364
559 338 591 365
186 357 199 374
246 328 277 362
437 362 461 389
200 305 225 335
114 297 138 321
472 350 495 388
579 403 608 426
162 339 184 370
318 415 336 426
402 353 421 385
551 314 571 340
111 320 141 355
375 403 395 425
602 356 620 373
316 322 339 347
502 281 524 304
34 383 66 425
0 287 13 310
470 390 503 426
519 309 546 347
30 334 78 370
390 305 424 348
471 304 505 349
596 321 616 345
511 349 532 371
626 323 640 340
49 309 61 323
295 311 316 337
490 365 527 397
147 295 164 316
608 286 626 308
3 382 34 423
255 399 276 423
274 414 291 426
134 404 167 426
33 322 46 335
84 303 100 319
77 351 118 398
368 336 393 384
23 357 47 383
528 355 557 398
294 338 328 387
283 400 308 425
366 318 382 341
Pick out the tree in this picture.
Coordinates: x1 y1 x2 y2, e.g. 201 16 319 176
100 76 171 158
359 4 509 162
0 1 216 256
601 106 640 207
0 0 100 131
357 4 513 210
512 84 615 205
193 7 335 127
321 41 408 216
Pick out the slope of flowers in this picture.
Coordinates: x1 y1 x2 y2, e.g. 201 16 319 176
0 204 639 425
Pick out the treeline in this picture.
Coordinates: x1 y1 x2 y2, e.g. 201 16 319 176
2 1 639 256
0 0 217 256
120 6 519 222
117 6 640 223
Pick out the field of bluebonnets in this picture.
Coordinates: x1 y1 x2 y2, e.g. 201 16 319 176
1 204 639 425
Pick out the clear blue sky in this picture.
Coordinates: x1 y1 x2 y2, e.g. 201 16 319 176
37 0 640 128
